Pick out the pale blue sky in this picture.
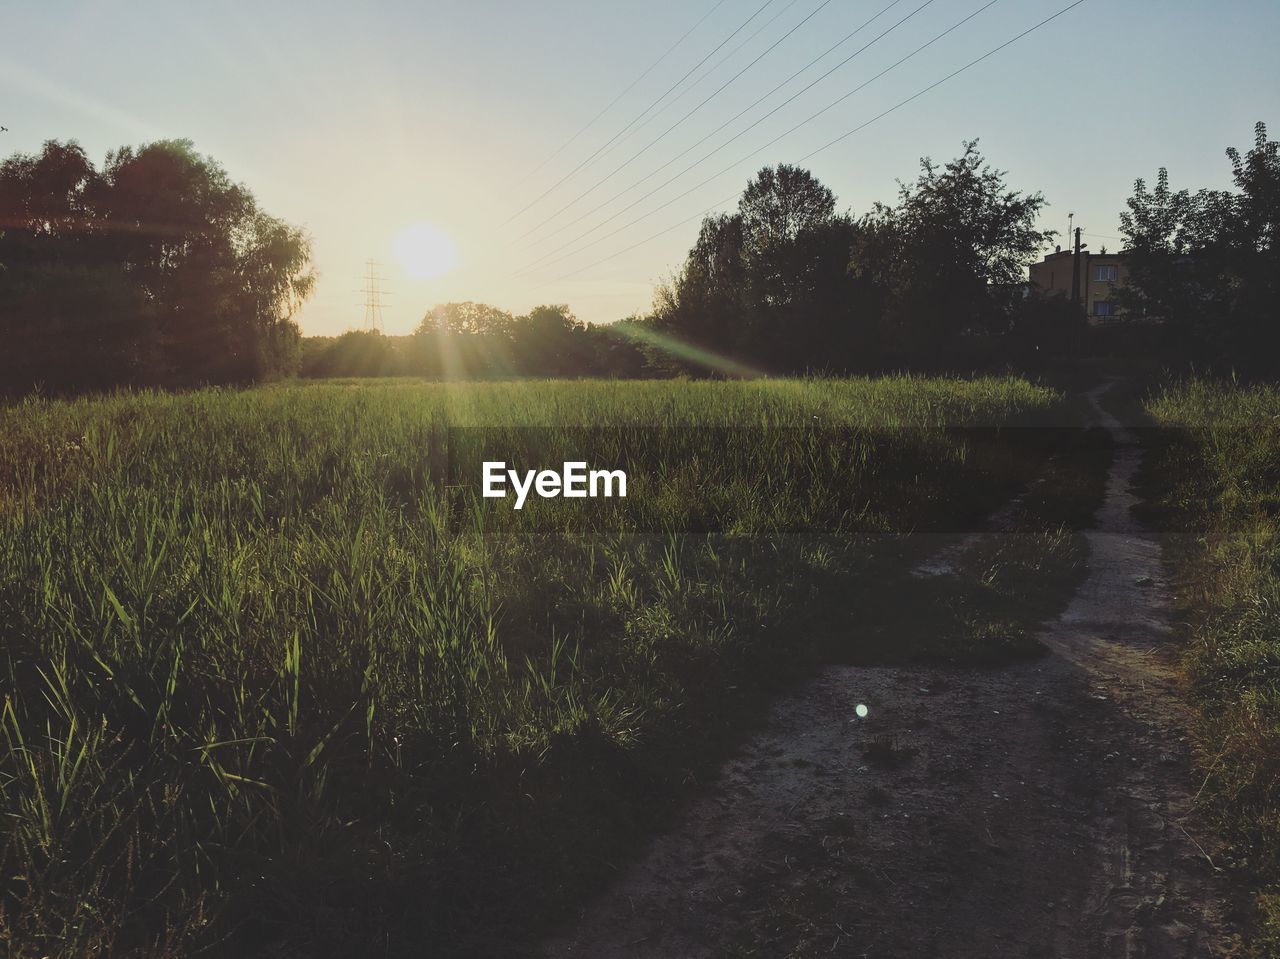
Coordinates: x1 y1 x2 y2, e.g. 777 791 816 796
4 0 1278 333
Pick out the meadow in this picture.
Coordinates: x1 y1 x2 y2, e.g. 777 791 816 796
0 376 1065 956
1144 381 1280 951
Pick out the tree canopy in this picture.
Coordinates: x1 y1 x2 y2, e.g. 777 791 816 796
1120 122 1279 367
653 148 1049 374
0 139 314 393
305 302 634 380
851 141 1051 361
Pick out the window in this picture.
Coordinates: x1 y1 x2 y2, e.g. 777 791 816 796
1094 301 1115 317
1094 264 1118 282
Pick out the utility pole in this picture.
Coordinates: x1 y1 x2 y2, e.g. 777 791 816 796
1070 227 1087 356
356 260 390 333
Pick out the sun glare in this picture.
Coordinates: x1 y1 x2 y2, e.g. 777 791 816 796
393 222 457 280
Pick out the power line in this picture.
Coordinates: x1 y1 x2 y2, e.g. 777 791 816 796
514 0 729 189
521 0 985 278
513 0 840 244
501 0 778 226
546 0 1088 284
586 0 804 174
516 0 924 272
525 191 741 291
798 0 1086 161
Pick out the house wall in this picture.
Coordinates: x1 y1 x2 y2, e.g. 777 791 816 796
1029 250 1129 321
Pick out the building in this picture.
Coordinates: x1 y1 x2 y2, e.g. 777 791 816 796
1028 248 1129 321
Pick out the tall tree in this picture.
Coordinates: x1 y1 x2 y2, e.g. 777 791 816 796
652 211 749 366
411 301 518 378
851 141 1050 362
0 139 313 393
738 166 856 369
0 141 154 390
1120 122 1279 367
513 303 586 376
416 301 515 336
654 164 864 373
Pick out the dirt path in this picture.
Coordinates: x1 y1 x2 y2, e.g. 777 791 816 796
543 383 1244 958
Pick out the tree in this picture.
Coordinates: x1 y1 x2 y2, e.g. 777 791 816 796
654 165 865 373
0 141 156 390
1227 123 1280 362
851 141 1050 363
1120 122 1279 367
96 140 313 383
652 212 748 368
410 301 519 378
416 301 514 336
584 316 654 378
1116 168 1236 356
303 329 400 377
738 164 836 291
0 139 313 393
512 304 586 376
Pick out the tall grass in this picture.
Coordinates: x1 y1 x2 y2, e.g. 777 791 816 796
0 376 1054 956
1146 380 1280 954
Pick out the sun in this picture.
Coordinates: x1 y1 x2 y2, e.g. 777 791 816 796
392 221 457 280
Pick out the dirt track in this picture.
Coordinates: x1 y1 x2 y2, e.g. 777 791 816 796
543 384 1244 958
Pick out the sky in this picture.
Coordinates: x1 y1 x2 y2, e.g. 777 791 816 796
4 0 1279 335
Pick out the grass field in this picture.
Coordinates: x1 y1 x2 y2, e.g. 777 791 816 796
1144 381 1280 953
0 375 1066 956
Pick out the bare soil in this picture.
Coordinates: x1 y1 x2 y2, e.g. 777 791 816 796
542 384 1245 958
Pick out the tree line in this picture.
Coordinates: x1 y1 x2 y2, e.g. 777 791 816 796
646 122 1276 376
308 141 1062 380
301 303 651 379
650 144 1054 374
4 124 1276 392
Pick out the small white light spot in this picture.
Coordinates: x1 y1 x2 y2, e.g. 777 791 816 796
855 703 869 719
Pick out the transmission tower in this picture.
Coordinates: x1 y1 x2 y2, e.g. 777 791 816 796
356 259 391 332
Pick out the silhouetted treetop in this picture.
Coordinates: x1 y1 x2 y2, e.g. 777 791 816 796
738 164 836 251
1120 121 1279 367
0 138 313 393
416 300 516 336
